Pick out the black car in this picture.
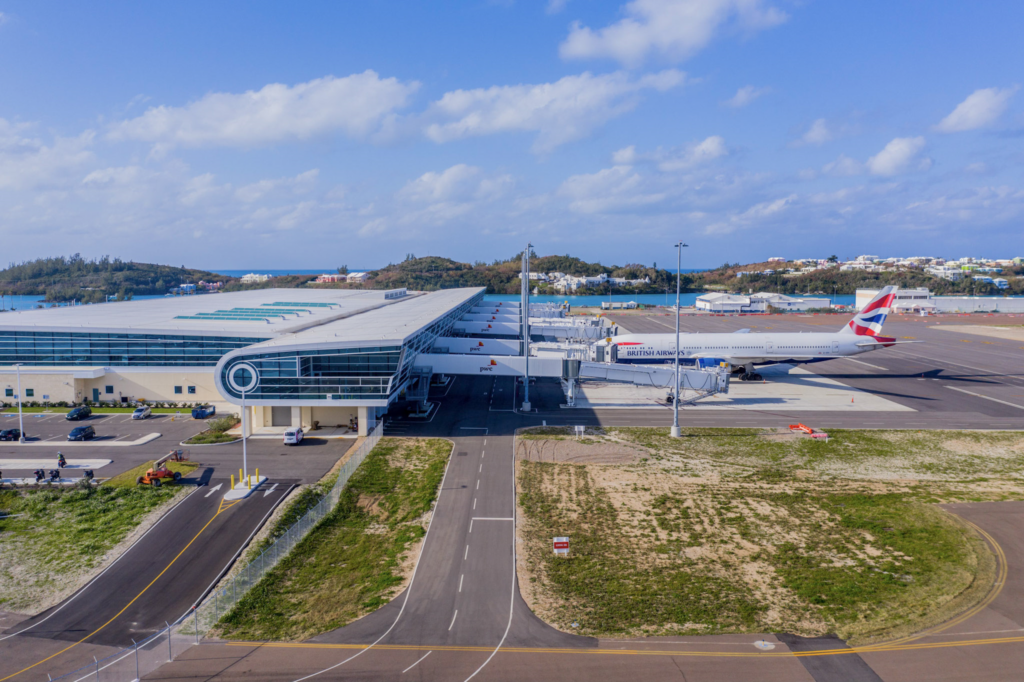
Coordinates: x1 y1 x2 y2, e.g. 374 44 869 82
66 406 92 421
68 425 96 441
0 428 22 441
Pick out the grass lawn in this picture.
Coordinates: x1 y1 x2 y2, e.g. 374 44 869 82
104 460 200 488
217 437 451 641
184 416 240 445
0 485 182 612
516 427 1014 644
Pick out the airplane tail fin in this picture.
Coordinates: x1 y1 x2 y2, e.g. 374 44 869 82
839 286 897 336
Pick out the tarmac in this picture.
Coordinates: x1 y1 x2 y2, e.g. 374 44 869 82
4 310 1024 681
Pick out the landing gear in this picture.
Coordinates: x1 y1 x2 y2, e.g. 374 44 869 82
736 363 763 382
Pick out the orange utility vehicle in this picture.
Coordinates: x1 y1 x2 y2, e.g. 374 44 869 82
136 450 190 487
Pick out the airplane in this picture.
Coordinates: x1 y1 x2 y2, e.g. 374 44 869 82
596 286 913 381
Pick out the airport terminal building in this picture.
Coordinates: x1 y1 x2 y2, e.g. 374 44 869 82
0 287 484 435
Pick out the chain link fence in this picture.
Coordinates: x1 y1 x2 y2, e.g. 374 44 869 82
48 420 383 682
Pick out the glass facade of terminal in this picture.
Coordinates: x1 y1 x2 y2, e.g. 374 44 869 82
0 331 268 366
219 290 484 402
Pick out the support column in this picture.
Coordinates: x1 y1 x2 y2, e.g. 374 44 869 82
290 406 301 427
300 406 313 429
357 406 369 437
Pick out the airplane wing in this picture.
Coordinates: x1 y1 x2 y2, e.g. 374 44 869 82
733 328 751 333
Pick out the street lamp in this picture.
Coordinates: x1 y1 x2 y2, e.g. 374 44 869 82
14 363 25 442
671 242 688 438
241 388 248 487
522 243 533 412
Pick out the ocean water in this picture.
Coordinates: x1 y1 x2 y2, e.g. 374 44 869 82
484 293 860 307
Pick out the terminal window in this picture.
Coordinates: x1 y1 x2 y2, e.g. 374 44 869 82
25 389 34 397
105 385 114 394
174 386 182 394
4 388 11 397
188 386 196 394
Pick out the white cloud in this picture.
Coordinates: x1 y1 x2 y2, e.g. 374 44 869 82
704 193 796 234
235 169 319 203
822 154 863 177
615 135 728 171
0 119 95 190
108 71 419 151
558 165 666 213
560 0 788 67
400 164 490 202
0 12 8 26
934 87 1018 133
424 69 685 152
723 85 769 108
800 118 832 146
546 0 570 13
866 136 928 176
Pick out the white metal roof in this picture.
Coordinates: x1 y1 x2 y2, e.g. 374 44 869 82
0 288 417 337
239 287 485 351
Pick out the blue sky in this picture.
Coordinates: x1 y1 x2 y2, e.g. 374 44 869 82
1 0 1022 269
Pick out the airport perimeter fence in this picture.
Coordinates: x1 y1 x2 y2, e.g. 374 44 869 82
46 420 384 682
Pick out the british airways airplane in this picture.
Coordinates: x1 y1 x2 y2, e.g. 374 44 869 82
598 286 911 381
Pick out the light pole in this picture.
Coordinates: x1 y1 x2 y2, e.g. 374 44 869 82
671 242 688 438
15 363 25 442
522 243 533 412
241 388 248 486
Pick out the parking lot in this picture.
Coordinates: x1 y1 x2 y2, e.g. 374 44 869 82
0 410 206 445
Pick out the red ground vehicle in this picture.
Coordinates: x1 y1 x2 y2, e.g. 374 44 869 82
136 450 189 487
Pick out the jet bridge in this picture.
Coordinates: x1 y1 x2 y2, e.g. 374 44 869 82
411 353 729 408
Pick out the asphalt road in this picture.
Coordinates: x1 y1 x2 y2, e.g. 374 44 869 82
0 411 201 444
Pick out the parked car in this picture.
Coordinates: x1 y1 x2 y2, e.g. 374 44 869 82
192 405 216 419
0 428 22 441
283 427 304 445
132 406 152 420
66 406 92 421
68 425 96 441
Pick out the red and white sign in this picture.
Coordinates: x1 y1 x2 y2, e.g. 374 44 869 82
553 537 569 556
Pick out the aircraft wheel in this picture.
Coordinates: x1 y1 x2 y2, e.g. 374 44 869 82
737 373 749 381
750 373 763 381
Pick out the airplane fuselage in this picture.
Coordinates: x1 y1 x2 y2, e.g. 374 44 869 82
610 332 895 367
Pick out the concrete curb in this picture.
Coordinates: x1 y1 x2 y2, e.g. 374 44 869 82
179 437 243 447
8 433 162 447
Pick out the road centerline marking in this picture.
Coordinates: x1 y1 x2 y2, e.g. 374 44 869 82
449 610 458 631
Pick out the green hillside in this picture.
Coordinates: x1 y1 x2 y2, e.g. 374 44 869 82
0 255 233 303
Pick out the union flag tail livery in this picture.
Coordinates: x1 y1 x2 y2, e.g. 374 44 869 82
839 286 896 337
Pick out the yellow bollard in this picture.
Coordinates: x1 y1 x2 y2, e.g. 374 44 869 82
231 474 234 489
256 467 259 482
247 474 251 490
239 468 243 484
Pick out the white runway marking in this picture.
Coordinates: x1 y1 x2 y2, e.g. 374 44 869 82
464 545 469 560
479 463 482 473
459 574 464 592
842 357 887 370
946 386 1024 410
402 651 432 674
473 498 477 510
205 483 223 497
449 610 458 631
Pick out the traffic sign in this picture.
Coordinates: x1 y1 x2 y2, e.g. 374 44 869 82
553 536 569 556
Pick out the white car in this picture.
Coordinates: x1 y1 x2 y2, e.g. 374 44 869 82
132 406 152 420
283 427 304 445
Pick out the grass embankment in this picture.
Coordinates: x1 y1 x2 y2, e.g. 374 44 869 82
0 485 182 612
104 460 200 487
184 416 240 444
516 427 1020 644
217 437 451 641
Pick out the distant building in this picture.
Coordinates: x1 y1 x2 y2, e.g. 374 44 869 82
767 257 787 263
346 271 370 283
240 273 271 284
857 287 1024 313
315 274 346 283
696 292 829 313
198 280 223 291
